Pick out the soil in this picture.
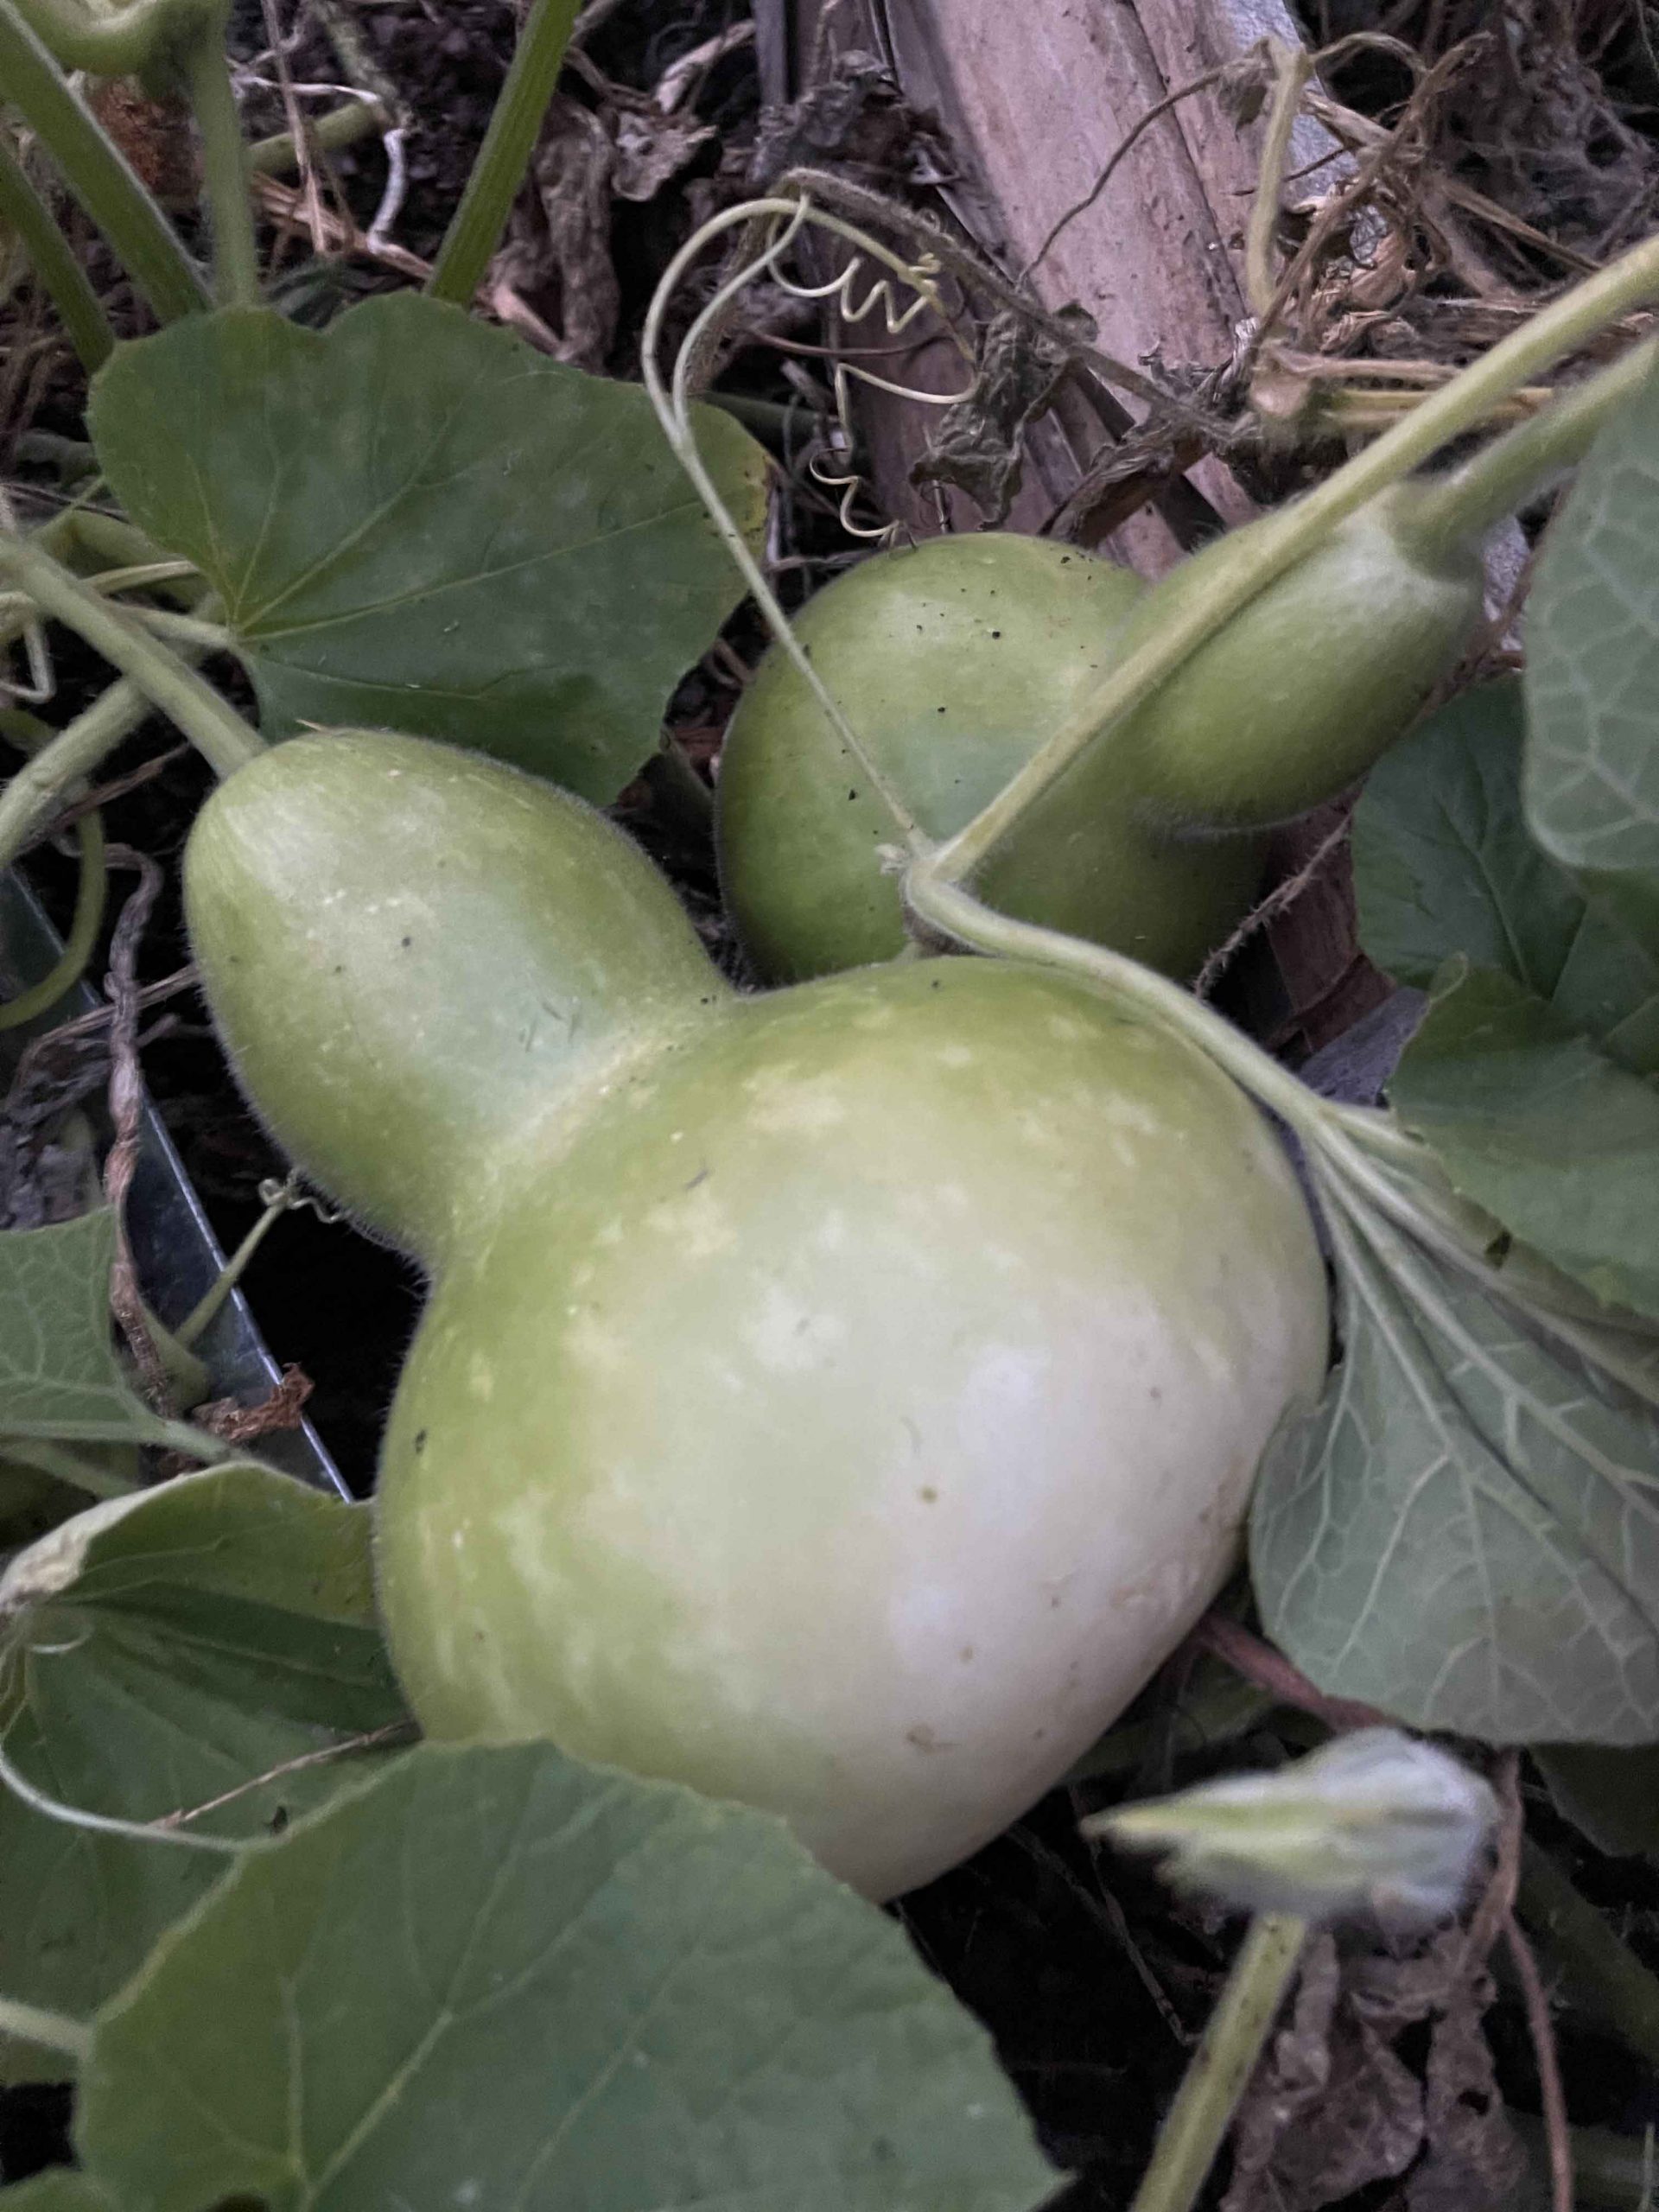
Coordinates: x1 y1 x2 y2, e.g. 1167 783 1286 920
4 2 1659 2204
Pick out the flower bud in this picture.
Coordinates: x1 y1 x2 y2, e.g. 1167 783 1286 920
1088 1728 1498 1931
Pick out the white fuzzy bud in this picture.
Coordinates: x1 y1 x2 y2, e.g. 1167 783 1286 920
1089 1728 1499 1932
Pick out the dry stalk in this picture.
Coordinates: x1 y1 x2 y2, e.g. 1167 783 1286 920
99 845 170 1408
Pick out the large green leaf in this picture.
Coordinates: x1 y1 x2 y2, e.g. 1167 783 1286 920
87 296 767 802
1251 1196 1659 1745
0 1463 407 2081
1354 679 1659 1071
0 1214 178 1450
1525 349 1659 950
1389 963 1659 1323
75 1739 1059 2212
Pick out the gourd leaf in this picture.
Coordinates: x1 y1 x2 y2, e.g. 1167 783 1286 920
0 1462 408 2082
0 1213 181 1450
1525 347 1659 951
1386 963 1659 1324
74 1739 1060 2212
1353 679 1659 1072
1251 1192 1659 1745
86 296 767 804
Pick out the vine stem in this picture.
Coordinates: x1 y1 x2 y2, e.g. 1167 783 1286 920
645 191 1659 906
1409 335 1659 555
0 539 258 778
427 0 580 307
0 806 105 1029
933 229 1659 889
175 1181 292 1348
0 1995 91 2066
0 1 210 322
1128 1914 1306 2212
0 678 154 873
643 194 976 851
0 1736 241 1854
0 125 114 370
182 20 261 308
903 873 1332 1141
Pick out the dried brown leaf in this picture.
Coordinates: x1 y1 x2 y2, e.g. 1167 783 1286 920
492 93 619 370
609 107 716 202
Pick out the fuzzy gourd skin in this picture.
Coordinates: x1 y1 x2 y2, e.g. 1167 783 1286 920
717 495 1485 986
186 730 1330 1901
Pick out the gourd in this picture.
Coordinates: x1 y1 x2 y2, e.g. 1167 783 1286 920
716 487 1487 983
185 728 1330 1900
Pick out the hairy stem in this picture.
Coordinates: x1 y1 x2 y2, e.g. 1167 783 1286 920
182 20 260 307
175 1185 289 1348
427 0 580 306
0 124 114 369
0 1995 91 2066
1129 1915 1306 2212
904 871 1331 1141
0 538 257 776
0 2 209 321
0 677 153 871
939 228 1659 887
1408 337 1658 556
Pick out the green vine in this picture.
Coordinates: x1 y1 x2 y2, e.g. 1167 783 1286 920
427 0 581 308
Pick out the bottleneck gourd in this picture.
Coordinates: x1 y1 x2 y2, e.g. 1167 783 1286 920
717 489 1486 982
186 729 1329 1899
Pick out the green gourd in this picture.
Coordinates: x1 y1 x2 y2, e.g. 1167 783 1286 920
185 728 1329 1900
716 487 1486 982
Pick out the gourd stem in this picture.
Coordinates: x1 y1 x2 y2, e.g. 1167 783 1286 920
4 0 210 73
644 195 963 851
938 228 1659 888
0 537 257 778
0 124 114 370
119 606 232 648
0 806 105 1029
0 1995 92 2067
182 20 261 308
1404 337 1658 560
0 1 209 321
0 677 151 873
1128 1913 1306 2212
427 0 580 307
